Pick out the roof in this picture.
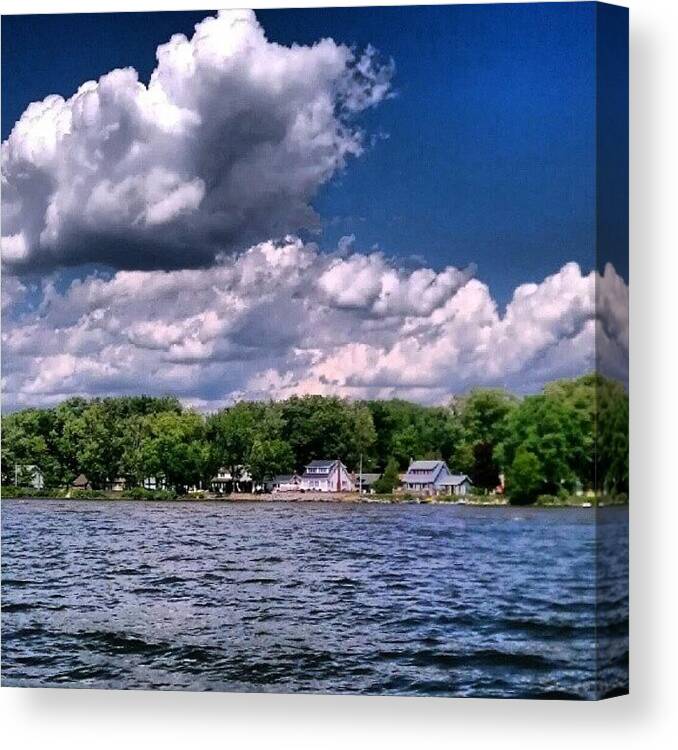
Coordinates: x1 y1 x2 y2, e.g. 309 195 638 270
440 474 473 486
272 474 300 483
72 473 89 486
402 460 450 485
407 460 446 471
305 460 338 468
357 473 381 485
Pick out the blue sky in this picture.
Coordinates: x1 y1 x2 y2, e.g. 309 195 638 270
3 3 604 305
1 5 628 409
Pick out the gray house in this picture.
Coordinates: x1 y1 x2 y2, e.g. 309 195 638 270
402 460 472 495
440 474 473 496
356 473 382 493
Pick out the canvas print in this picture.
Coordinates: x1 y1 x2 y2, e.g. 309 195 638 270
1 3 628 699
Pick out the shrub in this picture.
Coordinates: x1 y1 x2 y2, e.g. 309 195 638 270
69 488 108 500
536 494 560 506
1 485 65 498
122 487 177 501
372 457 400 494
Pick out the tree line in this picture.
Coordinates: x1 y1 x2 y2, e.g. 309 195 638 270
1 374 628 502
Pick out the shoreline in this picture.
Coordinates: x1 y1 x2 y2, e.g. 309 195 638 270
0 490 627 508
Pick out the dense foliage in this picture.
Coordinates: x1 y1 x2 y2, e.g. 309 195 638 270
1 375 628 502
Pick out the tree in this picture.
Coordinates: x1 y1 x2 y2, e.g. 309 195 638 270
349 403 378 469
495 393 586 497
281 395 363 470
248 437 295 487
61 403 124 488
597 378 629 494
455 388 517 489
372 457 400 494
141 411 208 492
208 402 263 480
505 447 542 504
1 409 60 485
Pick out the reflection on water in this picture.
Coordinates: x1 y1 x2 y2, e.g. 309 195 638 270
1 500 628 698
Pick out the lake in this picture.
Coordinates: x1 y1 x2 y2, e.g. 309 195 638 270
1 499 628 698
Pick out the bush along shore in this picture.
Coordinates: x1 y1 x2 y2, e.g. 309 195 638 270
0 485 628 507
1 373 628 506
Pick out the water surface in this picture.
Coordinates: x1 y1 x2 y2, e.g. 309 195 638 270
1 499 628 698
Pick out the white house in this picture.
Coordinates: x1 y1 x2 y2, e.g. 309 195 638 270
14 464 45 490
107 476 127 492
300 460 354 492
402 460 472 495
210 466 253 493
268 474 302 492
143 476 167 491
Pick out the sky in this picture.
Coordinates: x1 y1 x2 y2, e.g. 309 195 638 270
1 5 628 411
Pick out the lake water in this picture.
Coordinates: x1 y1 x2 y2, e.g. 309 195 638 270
1 499 628 698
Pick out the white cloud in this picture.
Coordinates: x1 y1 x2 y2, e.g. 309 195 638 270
1 9 393 273
1 237 628 410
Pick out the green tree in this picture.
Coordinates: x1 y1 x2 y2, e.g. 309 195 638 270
248 437 295 487
505 447 542 504
141 411 208 492
1 409 60 485
372 457 401 494
281 395 362 470
597 378 629 494
208 402 263 480
455 388 517 489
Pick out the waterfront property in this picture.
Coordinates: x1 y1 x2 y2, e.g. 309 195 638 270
402 460 472 495
71 473 91 490
440 474 473 496
106 476 127 492
210 466 254 493
356 473 382 494
13 464 44 490
300 460 354 492
142 476 167 491
268 474 303 492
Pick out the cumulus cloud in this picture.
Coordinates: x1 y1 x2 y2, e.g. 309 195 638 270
1 10 393 273
1 237 628 411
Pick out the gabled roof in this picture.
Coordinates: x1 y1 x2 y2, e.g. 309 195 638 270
402 460 449 485
407 460 446 471
302 459 343 478
273 474 301 483
306 459 338 468
440 474 473 486
72 473 90 486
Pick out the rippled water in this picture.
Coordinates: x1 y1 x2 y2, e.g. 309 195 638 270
1 499 628 698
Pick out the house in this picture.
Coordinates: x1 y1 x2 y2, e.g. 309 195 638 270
71 473 91 490
143 476 166 491
402 460 467 494
106 477 127 492
267 474 302 493
210 466 253 493
439 474 473 496
356 473 382 494
14 464 45 490
300 460 354 492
